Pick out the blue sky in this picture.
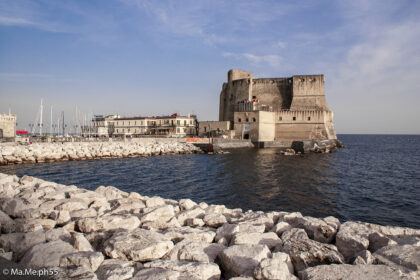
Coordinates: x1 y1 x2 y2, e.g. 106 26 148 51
1 0 419 134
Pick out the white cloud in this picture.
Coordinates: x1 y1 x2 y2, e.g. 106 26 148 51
223 52 282 68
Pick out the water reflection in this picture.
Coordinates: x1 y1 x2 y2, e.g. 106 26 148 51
217 148 339 218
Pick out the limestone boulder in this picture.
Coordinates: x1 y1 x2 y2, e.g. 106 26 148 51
186 218 205 227
373 244 420 277
0 230 46 261
143 259 221 280
59 251 104 272
298 264 410 280
95 185 128 200
352 249 374 265
96 259 135 280
230 232 282 249
217 244 271 278
140 204 175 223
283 212 338 243
14 218 56 232
0 197 36 218
145 196 166 208
70 208 97 219
103 228 174 261
215 222 265 244
76 214 140 233
45 228 72 243
236 211 275 231
254 252 297 280
177 206 206 225
55 266 98 280
55 198 89 211
271 221 292 236
179 198 197 210
165 239 226 263
110 198 145 214
335 221 396 261
0 209 16 233
279 228 344 272
163 226 216 243
203 213 228 228
19 239 77 268
72 232 94 252
132 268 191 280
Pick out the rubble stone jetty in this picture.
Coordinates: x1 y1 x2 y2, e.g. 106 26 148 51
0 141 202 165
0 173 419 279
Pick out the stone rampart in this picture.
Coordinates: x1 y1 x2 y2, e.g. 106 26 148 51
0 173 418 279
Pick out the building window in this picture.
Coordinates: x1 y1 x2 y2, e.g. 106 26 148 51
246 118 249 122
293 117 296 121
116 129 119 133
238 118 241 122
307 117 311 121
128 121 130 125
177 128 180 133
279 117 282 121
252 96 256 99
184 120 186 126
183 128 187 133
253 118 256 122
190 120 192 125
204 127 207 132
135 121 136 125
177 120 180 125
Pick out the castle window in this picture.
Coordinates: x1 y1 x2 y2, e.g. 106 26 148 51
252 96 256 99
279 117 282 121
293 117 296 121
246 118 249 122
307 117 311 121
253 118 256 122
310 78 316 82
238 118 241 122
300 78 305 82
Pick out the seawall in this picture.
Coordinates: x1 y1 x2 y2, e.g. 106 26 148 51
0 141 202 165
0 173 418 279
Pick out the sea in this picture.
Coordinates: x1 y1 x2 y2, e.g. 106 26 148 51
1 134 419 229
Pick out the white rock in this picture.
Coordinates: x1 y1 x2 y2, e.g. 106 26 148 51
76 214 140 233
179 199 197 210
145 196 166 208
103 228 174 261
132 268 190 280
165 239 226 263
95 185 128 200
96 259 135 280
72 232 94 252
59 251 104 272
20 239 77 268
143 260 221 280
0 230 46 261
163 226 216 243
203 213 227 228
218 244 271 278
271 221 292 236
231 232 282 249
298 264 410 280
254 252 296 280
177 207 206 225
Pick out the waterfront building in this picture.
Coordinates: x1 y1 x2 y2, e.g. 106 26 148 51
92 113 197 137
0 113 16 140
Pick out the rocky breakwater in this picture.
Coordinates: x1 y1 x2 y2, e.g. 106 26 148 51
0 173 419 280
0 141 202 165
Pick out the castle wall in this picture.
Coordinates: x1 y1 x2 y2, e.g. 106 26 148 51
251 78 292 111
220 79 251 122
290 75 328 110
274 110 336 140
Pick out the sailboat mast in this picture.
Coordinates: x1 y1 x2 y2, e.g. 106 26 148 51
39 99 43 135
50 106 53 135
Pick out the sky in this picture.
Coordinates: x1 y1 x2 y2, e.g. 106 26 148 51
0 0 419 134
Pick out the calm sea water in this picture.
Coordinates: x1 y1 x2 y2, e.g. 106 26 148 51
1 135 419 229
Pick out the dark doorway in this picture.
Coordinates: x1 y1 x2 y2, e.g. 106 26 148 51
244 133 249 139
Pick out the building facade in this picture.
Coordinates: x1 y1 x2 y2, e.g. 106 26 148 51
218 69 337 144
0 113 16 140
92 114 197 137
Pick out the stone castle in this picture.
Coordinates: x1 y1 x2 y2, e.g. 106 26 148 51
213 69 337 146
